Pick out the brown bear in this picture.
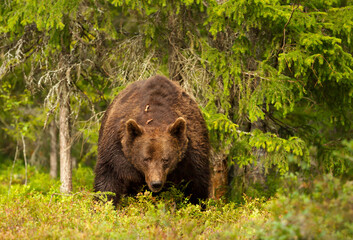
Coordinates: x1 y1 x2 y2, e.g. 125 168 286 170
94 75 210 205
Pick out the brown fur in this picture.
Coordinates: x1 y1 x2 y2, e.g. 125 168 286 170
94 75 210 205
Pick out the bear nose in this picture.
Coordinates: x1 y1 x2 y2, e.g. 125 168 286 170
151 181 163 190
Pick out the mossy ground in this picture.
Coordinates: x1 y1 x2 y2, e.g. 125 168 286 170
1 162 352 239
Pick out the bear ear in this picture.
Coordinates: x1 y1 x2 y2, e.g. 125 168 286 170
125 119 144 140
168 117 187 140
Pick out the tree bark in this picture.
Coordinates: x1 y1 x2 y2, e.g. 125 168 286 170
210 150 228 199
50 120 58 179
168 11 184 83
249 119 267 185
29 142 40 166
59 79 72 193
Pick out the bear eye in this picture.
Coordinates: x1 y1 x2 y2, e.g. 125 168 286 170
162 158 169 164
143 157 151 162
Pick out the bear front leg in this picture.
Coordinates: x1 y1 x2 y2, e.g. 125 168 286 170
186 175 210 204
94 168 127 206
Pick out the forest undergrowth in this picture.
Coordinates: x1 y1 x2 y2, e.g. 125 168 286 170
1 160 352 240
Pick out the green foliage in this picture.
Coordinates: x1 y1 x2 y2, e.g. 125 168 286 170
0 0 80 33
0 160 93 195
200 0 353 180
72 165 95 191
0 80 44 141
0 169 271 239
228 172 281 204
1 167 352 239
332 139 353 177
203 103 309 175
259 174 353 239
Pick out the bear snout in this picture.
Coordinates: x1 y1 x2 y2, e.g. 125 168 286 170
145 163 165 192
150 181 163 192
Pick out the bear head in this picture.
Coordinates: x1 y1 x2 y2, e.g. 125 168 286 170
121 117 189 192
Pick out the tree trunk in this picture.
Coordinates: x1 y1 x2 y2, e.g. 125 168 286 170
168 11 184 83
249 119 267 185
210 150 228 199
59 80 72 193
50 120 58 179
71 157 77 170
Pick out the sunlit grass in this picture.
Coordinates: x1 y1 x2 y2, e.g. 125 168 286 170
0 185 271 239
1 163 352 239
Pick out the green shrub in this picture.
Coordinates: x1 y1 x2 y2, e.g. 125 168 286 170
1 162 352 239
258 175 353 239
0 177 270 239
72 164 95 191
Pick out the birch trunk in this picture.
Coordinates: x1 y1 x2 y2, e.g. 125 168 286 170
50 120 58 179
59 80 72 193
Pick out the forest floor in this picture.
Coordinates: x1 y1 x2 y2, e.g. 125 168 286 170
0 163 352 239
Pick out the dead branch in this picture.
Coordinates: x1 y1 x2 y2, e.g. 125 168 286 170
282 2 300 50
21 134 28 185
